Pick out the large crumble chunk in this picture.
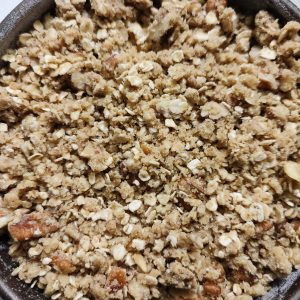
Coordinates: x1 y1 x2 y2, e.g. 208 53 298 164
0 0 300 299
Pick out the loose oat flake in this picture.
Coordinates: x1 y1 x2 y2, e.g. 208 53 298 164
0 0 300 299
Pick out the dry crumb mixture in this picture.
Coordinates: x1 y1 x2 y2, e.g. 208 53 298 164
0 0 300 299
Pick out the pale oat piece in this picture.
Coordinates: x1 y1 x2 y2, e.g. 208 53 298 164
0 0 300 299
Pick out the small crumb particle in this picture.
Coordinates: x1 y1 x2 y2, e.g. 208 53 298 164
165 119 177 128
128 200 142 212
111 244 127 261
0 123 8 132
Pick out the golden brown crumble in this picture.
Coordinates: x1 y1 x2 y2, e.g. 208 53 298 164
0 0 300 299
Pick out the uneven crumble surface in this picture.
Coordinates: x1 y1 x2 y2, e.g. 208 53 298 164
0 0 300 299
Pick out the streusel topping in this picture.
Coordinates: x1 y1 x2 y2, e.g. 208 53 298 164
0 0 300 299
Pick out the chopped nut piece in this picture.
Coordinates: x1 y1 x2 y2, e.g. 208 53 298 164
232 268 257 283
291 220 300 231
8 213 58 241
206 0 227 11
107 267 127 291
141 143 151 154
203 281 221 296
257 220 273 232
52 254 76 274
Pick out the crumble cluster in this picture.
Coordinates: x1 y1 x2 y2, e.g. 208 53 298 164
0 0 300 299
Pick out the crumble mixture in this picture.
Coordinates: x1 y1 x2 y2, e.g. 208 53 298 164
0 0 300 299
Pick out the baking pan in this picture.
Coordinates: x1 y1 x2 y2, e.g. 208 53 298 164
0 0 300 299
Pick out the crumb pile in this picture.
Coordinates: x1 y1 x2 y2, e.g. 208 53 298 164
0 0 300 299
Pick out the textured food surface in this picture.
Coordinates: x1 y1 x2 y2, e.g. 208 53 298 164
0 0 300 299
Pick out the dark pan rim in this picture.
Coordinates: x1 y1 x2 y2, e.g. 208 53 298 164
0 0 54 61
0 0 300 299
